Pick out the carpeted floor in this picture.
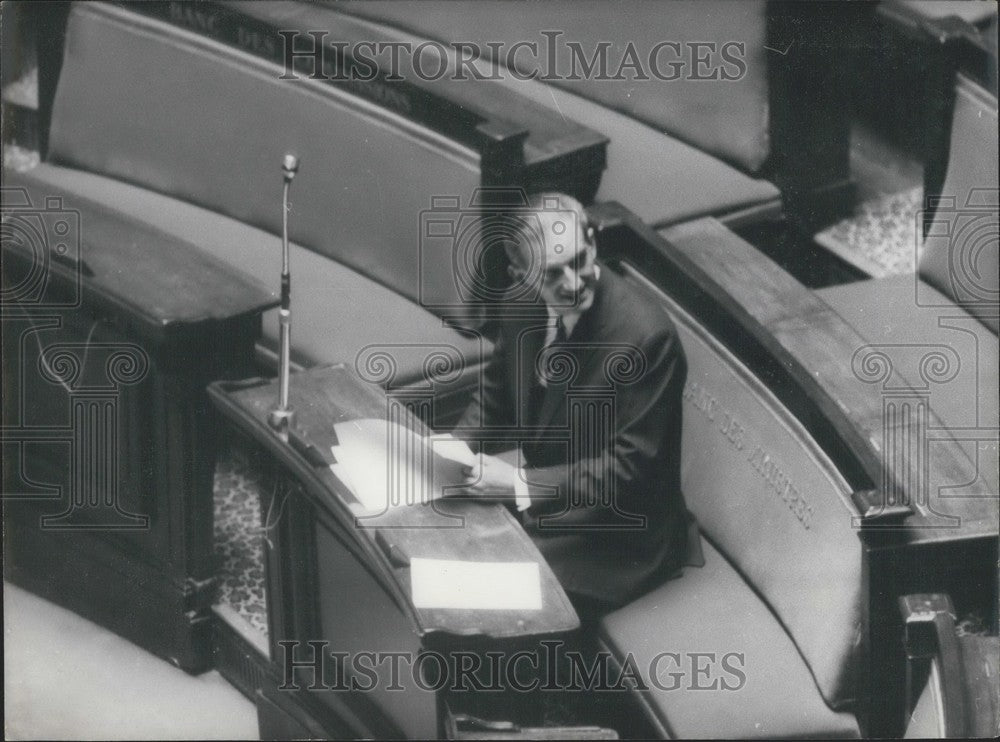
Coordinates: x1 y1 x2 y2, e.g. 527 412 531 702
814 186 923 278
213 444 269 642
813 122 926 280
2 143 39 172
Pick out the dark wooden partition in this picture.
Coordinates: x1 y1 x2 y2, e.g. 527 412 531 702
862 1 997 203
2 173 277 671
763 0 858 230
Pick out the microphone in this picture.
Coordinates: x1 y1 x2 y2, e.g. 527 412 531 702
268 154 300 435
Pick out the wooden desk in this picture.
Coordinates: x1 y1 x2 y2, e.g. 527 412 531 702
209 365 579 738
2 174 277 671
209 364 578 639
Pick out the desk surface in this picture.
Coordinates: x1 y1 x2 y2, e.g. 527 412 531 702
209 364 580 639
3 170 278 340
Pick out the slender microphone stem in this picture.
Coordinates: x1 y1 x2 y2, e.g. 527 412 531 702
278 177 292 412
269 154 299 433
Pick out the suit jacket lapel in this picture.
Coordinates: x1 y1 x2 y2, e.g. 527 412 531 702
511 313 547 429
533 272 611 435
534 371 565 434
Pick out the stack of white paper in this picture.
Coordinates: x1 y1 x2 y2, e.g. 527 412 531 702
329 419 477 513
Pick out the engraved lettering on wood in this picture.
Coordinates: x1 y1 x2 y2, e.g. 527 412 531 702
683 380 814 530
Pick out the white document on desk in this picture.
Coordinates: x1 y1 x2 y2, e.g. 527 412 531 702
329 419 476 512
428 432 478 468
410 557 543 610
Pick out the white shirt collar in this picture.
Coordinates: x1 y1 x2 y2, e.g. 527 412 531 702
543 264 599 344
545 305 581 345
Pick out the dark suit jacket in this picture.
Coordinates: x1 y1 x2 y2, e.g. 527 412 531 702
457 267 692 605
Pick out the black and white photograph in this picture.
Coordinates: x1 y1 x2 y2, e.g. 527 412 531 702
2 1 997 738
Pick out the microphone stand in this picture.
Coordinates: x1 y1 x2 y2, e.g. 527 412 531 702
268 154 299 436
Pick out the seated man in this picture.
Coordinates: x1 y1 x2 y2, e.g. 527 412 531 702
457 192 699 610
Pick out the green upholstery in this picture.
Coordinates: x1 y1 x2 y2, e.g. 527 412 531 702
334 0 782 227
600 539 860 739
21 164 490 385
818 275 999 495
48 2 481 312
918 74 998 335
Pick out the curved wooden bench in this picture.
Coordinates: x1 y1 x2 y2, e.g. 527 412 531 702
15 162 490 391
39 1 609 384
335 0 857 228
599 269 863 737
589 206 997 737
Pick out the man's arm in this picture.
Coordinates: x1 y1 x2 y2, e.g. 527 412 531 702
522 330 686 527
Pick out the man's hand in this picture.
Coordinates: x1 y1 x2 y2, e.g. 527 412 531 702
463 454 519 496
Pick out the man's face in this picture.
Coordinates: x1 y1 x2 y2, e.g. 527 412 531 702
510 212 599 314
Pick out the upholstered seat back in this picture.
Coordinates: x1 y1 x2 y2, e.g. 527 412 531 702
621 264 864 710
919 73 999 334
334 0 771 173
48 2 482 312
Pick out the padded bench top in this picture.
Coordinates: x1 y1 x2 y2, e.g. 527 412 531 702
498 79 781 228
599 538 860 739
333 0 773 171
818 275 999 494
2 173 275 337
20 164 490 385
